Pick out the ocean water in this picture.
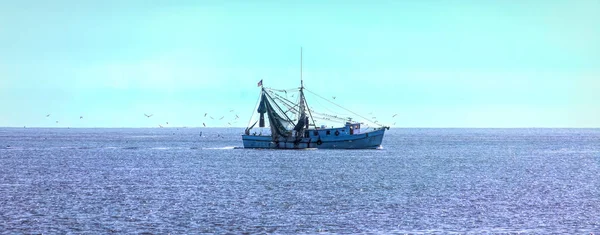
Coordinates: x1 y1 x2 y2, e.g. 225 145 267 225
1 128 599 234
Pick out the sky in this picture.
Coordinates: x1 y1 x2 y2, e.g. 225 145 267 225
1 0 598 128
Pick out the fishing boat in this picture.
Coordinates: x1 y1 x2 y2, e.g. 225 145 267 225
241 49 389 149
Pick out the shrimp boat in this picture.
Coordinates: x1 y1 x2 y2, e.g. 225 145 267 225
241 49 389 149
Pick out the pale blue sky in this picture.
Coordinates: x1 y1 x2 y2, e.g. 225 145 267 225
1 0 598 128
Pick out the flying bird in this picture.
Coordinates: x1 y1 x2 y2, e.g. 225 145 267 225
55 121 59 124
332 96 336 99
392 114 398 117
144 114 153 118
166 122 169 125
230 110 234 112
228 122 231 126
203 123 206 127
235 115 239 119
204 113 207 117
219 116 224 120
210 116 214 120
80 116 83 119
159 124 163 128
46 114 50 117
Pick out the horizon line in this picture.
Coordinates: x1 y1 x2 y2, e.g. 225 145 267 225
1 126 599 129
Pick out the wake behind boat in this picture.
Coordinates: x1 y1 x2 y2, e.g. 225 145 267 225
242 49 389 149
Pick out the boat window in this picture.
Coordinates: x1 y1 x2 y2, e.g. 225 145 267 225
326 130 330 135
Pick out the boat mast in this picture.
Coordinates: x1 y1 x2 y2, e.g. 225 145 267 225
298 47 316 129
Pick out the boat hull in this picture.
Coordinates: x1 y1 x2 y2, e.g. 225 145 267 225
242 128 386 149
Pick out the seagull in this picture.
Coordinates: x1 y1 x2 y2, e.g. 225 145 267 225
332 96 336 99
393 122 397 125
392 114 397 117
228 122 231 126
159 124 163 128
230 110 234 112
204 113 207 117
203 123 206 127
166 122 169 125
372 117 377 119
144 114 153 118
219 116 224 120
235 115 239 119
210 116 214 120
80 116 83 119
46 114 50 117
56 121 59 124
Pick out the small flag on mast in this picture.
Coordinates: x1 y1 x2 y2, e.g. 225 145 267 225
257 79 263 87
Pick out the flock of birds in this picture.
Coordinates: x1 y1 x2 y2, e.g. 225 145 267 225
39 95 400 129
43 110 242 130
42 110 398 129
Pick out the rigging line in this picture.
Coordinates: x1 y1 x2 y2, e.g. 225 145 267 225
268 90 305 123
247 88 263 129
269 91 300 111
264 90 294 124
310 111 348 122
311 115 346 124
304 88 384 127
301 89 317 129
267 91 299 116
305 91 351 118
265 88 299 93
308 107 347 121
273 96 300 116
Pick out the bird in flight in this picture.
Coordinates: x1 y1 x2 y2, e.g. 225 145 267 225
46 114 50 117
332 96 336 99
219 116 224 120
210 116 214 119
159 124 163 128
202 123 206 127
80 116 83 119
55 121 59 124
166 122 169 125
230 110 234 112
392 114 397 117
228 122 231 126
144 114 153 118
235 115 239 119
204 113 207 117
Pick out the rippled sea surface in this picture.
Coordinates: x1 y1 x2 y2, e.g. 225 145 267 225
1 128 599 234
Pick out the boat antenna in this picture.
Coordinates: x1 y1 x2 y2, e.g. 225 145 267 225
300 47 303 88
